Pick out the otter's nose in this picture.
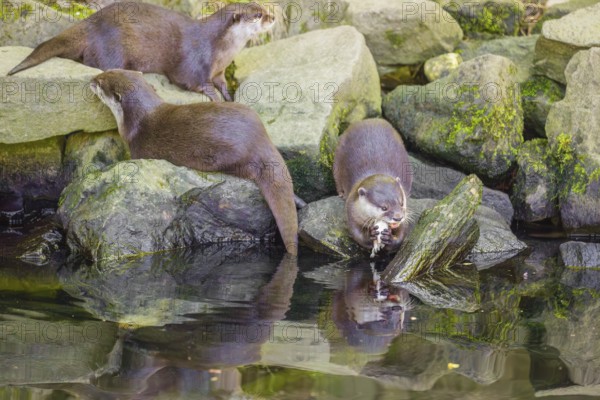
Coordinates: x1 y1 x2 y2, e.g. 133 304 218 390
392 217 402 222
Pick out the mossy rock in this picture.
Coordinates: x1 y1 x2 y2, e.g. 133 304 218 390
383 54 524 182
437 0 524 37
510 139 559 223
521 76 565 137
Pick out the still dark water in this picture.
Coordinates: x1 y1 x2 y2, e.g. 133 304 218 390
1 225 600 399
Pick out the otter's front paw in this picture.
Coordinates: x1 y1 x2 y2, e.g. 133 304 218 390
379 228 393 245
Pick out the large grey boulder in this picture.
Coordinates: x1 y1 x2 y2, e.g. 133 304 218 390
235 26 381 201
533 2 600 84
0 46 210 144
383 54 524 182
510 139 559 222
58 159 277 261
546 48 600 232
344 0 463 67
559 241 600 290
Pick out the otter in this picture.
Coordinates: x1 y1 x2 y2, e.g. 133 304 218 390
8 2 274 101
333 119 412 253
90 69 298 255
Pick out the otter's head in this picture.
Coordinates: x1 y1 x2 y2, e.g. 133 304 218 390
354 175 408 230
90 70 160 138
221 2 275 41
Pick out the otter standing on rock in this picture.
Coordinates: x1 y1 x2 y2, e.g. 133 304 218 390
8 2 274 101
90 69 298 255
333 119 413 253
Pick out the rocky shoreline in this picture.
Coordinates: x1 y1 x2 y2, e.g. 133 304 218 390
1 0 599 265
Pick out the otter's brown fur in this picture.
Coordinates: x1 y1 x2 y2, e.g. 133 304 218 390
8 2 274 101
333 119 412 252
91 69 298 255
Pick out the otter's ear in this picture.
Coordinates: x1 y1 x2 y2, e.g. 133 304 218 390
115 92 122 103
395 177 402 185
358 187 367 197
232 13 241 22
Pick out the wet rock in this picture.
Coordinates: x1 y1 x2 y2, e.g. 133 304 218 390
382 175 482 283
234 26 381 201
521 75 565 137
438 0 524 37
533 2 600 84
58 159 277 261
510 139 559 222
458 35 539 83
0 0 82 48
546 48 600 232
300 195 526 267
298 196 362 258
469 204 528 269
15 218 64 266
424 53 462 82
62 130 129 182
384 54 524 182
0 136 65 216
410 154 514 224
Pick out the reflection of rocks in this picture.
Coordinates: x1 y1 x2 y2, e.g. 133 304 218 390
59 245 283 326
541 297 600 387
58 160 277 261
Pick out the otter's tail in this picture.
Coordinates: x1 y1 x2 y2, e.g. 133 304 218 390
255 166 299 256
8 37 70 75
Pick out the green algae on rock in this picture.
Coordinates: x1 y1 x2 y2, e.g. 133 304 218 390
58 160 278 261
383 54 524 182
521 75 565 137
510 139 560 222
382 175 483 283
545 48 600 232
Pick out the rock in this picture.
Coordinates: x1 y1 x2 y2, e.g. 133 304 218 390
535 0 600 33
469 204 528 269
0 0 86 48
533 2 600 84
409 154 514 224
344 0 463 67
298 196 362 258
63 130 130 182
424 53 462 82
0 46 113 143
0 46 210 144
383 54 524 182
458 35 539 83
58 159 277 261
438 0 524 37
0 136 65 216
14 217 64 266
300 195 526 265
510 139 559 222
560 241 600 268
521 75 565 137
546 48 600 232
281 0 349 37
234 26 381 201
382 175 482 283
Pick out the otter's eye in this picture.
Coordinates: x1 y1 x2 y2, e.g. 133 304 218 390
255 12 262 19
381 206 388 212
